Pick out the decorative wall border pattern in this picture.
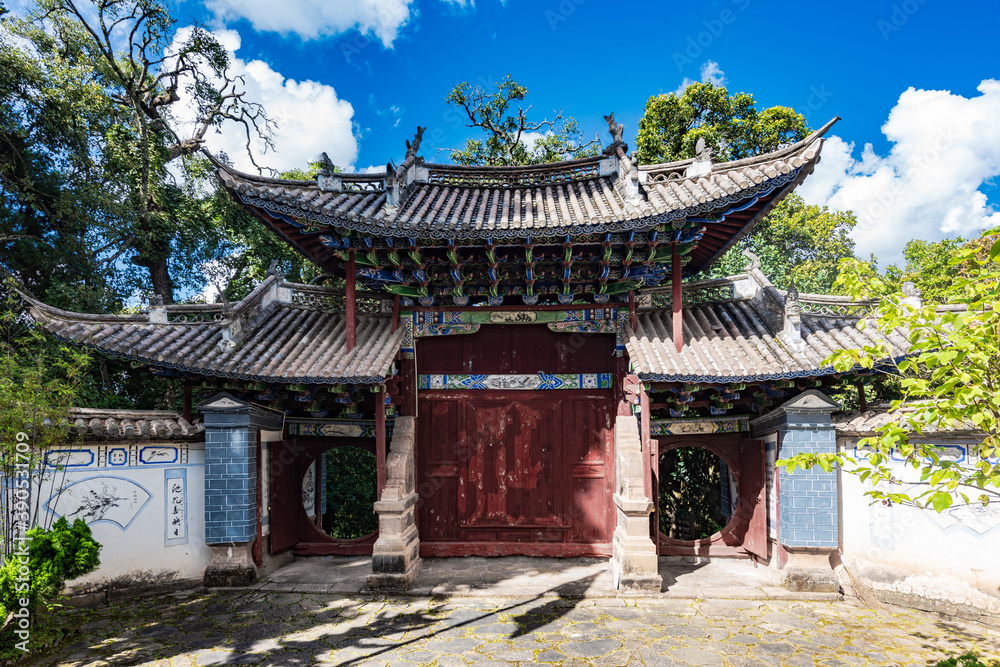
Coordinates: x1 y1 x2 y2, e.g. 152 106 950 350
418 373 613 391
650 416 750 436
285 418 393 439
401 308 625 357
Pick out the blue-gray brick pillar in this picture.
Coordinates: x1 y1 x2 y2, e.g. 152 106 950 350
197 392 284 587
751 389 841 592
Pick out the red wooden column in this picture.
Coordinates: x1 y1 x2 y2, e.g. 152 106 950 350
182 380 193 422
614 355 631 417
391 295 400 332
672 243 683 353
346 249 357 352
375 384 387 494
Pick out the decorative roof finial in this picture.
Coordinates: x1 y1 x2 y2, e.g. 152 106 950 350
695 137 713 162
785 279 801 318
317 152 337 177
266 259 285 282
901 281 923 309
603 113 628 156
686 136 715 178
405 126 426 162
741 249 762 273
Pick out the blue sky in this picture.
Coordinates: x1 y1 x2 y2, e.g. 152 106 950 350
189 0 996 168
14 0 1000 264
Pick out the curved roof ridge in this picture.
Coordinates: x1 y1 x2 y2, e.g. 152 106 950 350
420 154 605 173
203 149 385 186
638 116 840 173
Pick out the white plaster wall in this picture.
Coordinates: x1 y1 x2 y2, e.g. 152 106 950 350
839 436 1000 610
32 441 213 591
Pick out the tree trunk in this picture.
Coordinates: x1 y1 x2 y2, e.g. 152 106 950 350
133 253 175 304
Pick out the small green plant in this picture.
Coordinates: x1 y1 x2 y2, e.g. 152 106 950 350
0 516 102 619
935 652 999 667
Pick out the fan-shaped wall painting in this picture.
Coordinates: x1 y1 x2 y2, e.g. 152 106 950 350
46 476 152 530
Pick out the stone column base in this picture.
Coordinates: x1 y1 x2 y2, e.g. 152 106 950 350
366 416 421 592
780 547 841 593
367 519 422 591
204 542 257 587
610 495 663 592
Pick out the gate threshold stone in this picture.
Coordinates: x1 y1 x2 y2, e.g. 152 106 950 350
247 556 841 601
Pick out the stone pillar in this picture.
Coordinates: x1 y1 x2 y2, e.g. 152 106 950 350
367 416 422 591
750 390 841 592
198 392 284 587
609 415 662 591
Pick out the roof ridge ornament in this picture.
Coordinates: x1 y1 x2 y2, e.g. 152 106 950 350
405 126 426 162
602 113 628 156
602 112 642 203
396 126 429 190
316 152 342 191
685 137 714 178
781 279 805 352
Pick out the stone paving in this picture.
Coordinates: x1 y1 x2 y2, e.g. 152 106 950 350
261 557 810 600
26 587 1000 667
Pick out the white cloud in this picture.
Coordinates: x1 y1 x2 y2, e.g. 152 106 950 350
519 130 549 153
674 60 727 95
798 79 1000 266
168 28 357 174
206 0 414 45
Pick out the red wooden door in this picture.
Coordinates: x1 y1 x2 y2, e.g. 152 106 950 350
417 391 614 557
269 440 300 553
739 438 767 560
460 400 563 529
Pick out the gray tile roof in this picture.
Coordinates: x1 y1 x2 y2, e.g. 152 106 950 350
834 409 981 436
625 274 910 383
66 408 204 440
24 278 402 385
212 121 833 241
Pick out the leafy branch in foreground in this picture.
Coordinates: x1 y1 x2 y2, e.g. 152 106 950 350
778 230 1000 512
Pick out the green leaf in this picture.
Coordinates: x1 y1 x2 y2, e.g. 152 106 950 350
930 492 954 513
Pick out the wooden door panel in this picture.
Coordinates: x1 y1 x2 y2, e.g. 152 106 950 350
269 441 300 554
417 398 462 540
512 400 562 527
460 401 513 526
740 438 768 560
566 397 614 543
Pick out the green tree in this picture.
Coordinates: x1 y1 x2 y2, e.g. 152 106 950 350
778 229 1000 511
3 0 275 304
703 193 859 294
445 75 600 166
884 237 968 303
635 82 808 164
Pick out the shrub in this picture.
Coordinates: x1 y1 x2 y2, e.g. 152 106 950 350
0 517 101 619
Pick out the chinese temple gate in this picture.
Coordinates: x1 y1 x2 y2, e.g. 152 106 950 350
20 114 911 591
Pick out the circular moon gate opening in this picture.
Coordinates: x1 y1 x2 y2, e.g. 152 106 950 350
658 446 738 541
301 446 378 541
